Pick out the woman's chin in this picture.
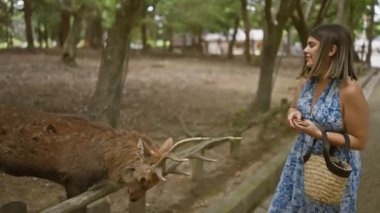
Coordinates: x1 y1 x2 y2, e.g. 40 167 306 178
305 63 313 68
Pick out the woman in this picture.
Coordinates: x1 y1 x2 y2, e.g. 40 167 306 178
268 24 369 212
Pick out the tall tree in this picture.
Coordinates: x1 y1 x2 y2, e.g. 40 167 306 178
58 10 70 48
335 0 346 26
227 16 240 59
87 0 144 127
23 0 34 49
251 0 296 112
0 0 14 47
365 0 376 66
62 4 86 64
240 0 251 63
84 9 103 49
140 1 150 52
291 0 332 48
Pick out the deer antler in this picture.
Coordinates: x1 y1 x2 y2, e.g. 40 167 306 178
151 136 241 181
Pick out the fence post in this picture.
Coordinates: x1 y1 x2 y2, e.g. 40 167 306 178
230 141 240 159
191 149 205 180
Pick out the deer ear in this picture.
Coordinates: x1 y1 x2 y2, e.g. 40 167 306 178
138 138 160 158
159 137 173 153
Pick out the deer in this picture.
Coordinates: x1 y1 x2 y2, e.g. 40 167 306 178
0 105 240 211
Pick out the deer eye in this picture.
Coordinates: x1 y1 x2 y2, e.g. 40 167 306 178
139 177 146 184
126 167 135 172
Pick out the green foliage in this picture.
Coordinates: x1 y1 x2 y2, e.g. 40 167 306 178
32 0 61 30
0 0 15 43
1 0 379 49
157 0 241 34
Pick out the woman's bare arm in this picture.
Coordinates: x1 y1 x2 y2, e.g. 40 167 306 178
327 80 369 150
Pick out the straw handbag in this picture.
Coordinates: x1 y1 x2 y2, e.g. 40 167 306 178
303 131 352 204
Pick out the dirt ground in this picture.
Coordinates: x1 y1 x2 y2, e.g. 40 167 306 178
0 48 301 212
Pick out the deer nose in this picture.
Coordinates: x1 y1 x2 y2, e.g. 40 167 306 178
130 197 138 202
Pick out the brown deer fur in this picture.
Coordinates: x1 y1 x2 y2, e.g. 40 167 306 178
0 105 169 201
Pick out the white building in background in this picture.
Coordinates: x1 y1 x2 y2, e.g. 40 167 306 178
202 28 264 55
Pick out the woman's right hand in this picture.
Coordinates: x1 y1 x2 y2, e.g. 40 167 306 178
287 108 302 129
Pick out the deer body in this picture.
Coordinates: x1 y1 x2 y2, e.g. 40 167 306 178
0 105 239 210
0 106 159 199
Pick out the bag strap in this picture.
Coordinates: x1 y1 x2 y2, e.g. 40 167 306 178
303 131 351 162
303 138 317 163
322 131 351 177
303 131 352 178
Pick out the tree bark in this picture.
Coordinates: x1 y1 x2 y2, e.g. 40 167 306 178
291 0 331 48
228 16 239 59
252 0 296 112
23 0 34 50
365 0 376 66
62 5 85 64
58 10 70 48
335 0 346 26
141 3 149 53
313 0 332 28
84 10 103 49
253 29 282 111
291 0 308 48
87 0 143 127
240 0 251 63
7 0 14 48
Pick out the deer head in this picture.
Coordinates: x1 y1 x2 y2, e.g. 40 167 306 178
120 136 241 202
122 137 173 201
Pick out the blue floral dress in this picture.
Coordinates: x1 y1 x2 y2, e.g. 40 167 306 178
268 79 361 212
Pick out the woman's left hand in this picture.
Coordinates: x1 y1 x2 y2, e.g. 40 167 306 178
292 119 322 139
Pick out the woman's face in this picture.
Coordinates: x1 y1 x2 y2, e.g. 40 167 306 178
304 36 320 68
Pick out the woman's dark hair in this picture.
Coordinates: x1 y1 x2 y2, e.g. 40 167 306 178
299 24 357 80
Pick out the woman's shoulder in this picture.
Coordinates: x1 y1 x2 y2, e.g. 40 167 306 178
340 79 362 93
297 78 309 88
339 78 363 96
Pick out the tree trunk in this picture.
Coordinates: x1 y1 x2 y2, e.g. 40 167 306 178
240 0 251 63
87 0 143 127
36 24 43 48
43 22 49 48
84 10 103 49
58 10 70 48
252 0 296 112
228 16 239 59
141 22 148 52
313 0 332 28
291 0 331 48
141 3 149 53
62 6 85 65
253 31 282 111
7 28 14 48
291 0 308 48
196 31 203 53
168 27 174 51
365 0 376 66
335 0 346 26
7 0 14 48
23 0 34 50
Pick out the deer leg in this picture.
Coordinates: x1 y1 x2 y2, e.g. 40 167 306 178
0 201 27 213
64 183 88 213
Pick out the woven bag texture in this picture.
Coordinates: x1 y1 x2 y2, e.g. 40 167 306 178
304 154 349 204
